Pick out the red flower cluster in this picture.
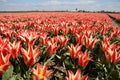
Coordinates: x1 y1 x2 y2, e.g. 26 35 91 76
0 12 119 80
0 38 11 74
102 37 120 63
66 69 88 80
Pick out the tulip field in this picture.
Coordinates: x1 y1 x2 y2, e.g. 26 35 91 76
0 12 120 80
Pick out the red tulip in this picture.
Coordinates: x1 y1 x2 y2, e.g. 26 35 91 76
110 27 120 37
84 30 92 38
85 36 99 49
51 26 60 35
0 51 11 75
47 40 59 55
39 33 48 45
100 26 109 35
57 35 68 46
68 44 82 59
8 41 21 59
78 51 91 67
0 38 11 60
105 44 120 63
18 30 39 46
32 63 53 80
75 33 85 45
1 29 15 39
101 37 120 63
21 43 40 66
66 69 88 80
102 37 111 52
61 26 69 35
0 38 11 75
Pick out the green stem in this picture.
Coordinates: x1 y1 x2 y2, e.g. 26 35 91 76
44 53 56 65
105 63 115 80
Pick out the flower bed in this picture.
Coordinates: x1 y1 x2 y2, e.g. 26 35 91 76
0 12 120 80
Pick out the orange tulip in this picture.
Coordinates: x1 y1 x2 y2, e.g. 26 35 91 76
78 51 91 67
99 26 109 35
61 26 69 35
0 38 11 75
0 51 11 75
110 27 120 37
102 37 111 52
85 36 99 49
66 69 88 80
68 44 82 59
75 33 85 45
105 44 120 63
47 39 59 55
21 43 40 66
57 35 68 46
9 41 21 59
0 38 11 56
51 26 60 35
18 30 39 46
39 33 48 45
102 37 120 63
32 63 53 80
84 30 92 38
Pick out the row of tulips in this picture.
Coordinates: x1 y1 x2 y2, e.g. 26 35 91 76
0 12 120 80
109 13 120 19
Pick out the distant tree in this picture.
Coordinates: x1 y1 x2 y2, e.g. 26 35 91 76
76 8 78 11
101 10 105 13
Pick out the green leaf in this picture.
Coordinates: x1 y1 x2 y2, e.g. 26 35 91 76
110 70 120 80
63 52 70 56
56 54 61 59
8 75 16 80
2 65 13 80
9 74 24 80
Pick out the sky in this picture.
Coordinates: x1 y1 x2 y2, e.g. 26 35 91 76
0 0 120 12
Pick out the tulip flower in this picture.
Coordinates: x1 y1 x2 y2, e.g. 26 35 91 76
21 43 40 66
68 44 82 59
102 37 120 63
110 27 120 37
39 33 48 45
18 30 39 46
61 27 69 35
32 63 53 80
75 33 85 45
8 41 21 59
0 51 11 75
100 26 109 35
78 51 91 67
84 30 92 38
1 29 15 39
51 26 60 35
66 69 88 80
85 36 99 49
69 27 78 34
57 35 68 46
0 38 10 56
102 37 111 52
47 40 59 55
105 44 120 63
0 38 11 75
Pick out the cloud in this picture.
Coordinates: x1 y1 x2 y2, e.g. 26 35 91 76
39 0 97 6
0 0 120 11
48 0 96 5
0 0 7 2
94 2 120 11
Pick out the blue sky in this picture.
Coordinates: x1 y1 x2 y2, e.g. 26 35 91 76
0 0 120 11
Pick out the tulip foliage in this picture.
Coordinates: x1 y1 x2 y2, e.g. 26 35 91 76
0 12 120 80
